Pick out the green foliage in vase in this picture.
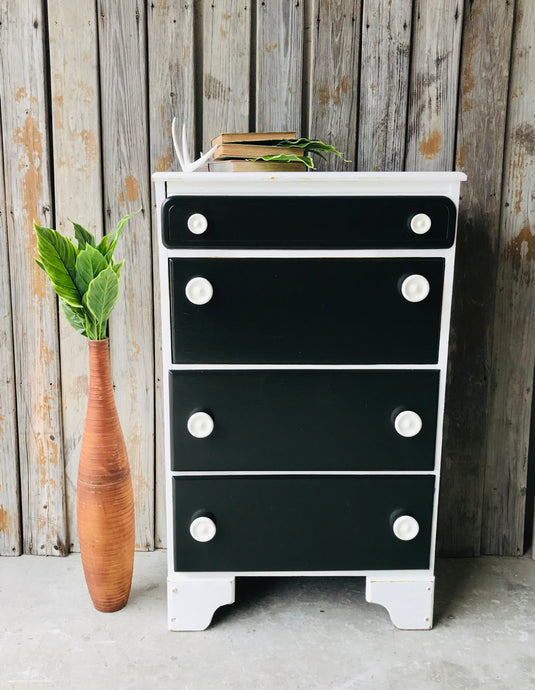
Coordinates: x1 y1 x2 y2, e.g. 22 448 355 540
34 208 141 340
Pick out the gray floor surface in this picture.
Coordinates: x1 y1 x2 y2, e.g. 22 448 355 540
0 551 534 690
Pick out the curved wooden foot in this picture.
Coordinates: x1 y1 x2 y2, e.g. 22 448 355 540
168 575 235 631
365 577 434 630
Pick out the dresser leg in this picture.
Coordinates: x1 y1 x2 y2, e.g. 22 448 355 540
365 576 434 630
168 575 236 631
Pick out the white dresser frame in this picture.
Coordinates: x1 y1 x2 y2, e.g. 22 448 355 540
153 171 466 631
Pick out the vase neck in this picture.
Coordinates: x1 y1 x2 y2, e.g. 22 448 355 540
88 339 113 396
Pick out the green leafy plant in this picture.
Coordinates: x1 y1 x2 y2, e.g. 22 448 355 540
250 153 315 168
34 209 141 340
249 138 351 169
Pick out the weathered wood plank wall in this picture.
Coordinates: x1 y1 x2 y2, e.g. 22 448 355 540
0 0 534 557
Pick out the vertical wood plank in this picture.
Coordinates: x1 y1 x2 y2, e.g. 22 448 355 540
255 0 304 133
358 0 412 171
47 0 103 553
202 0 251 149
148 0 195 548
405 0 464 170
482 0 535 555
309 0 361 171
439 0 514 557
0 0 67 555
99 0 154 551
0 112 21 556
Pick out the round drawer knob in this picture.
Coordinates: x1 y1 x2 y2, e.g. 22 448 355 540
187 411 214 438
190 516 216 542
393 515 420 541
185 277 213 305
410 213 432 235
401 274 430 303
394 410 422 438
187 213 208 235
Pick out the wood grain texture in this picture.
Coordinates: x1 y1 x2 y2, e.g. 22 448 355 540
481 0 535 555
439 0 514 557
0 109 21 556
78 340 134 611
405 0 464 170
255 0 304 133
148 0 195 548
308 0 361 171
202 0 251 149
47 0 103 553
98 0 154 551
0 0 67 555
358 0 412 171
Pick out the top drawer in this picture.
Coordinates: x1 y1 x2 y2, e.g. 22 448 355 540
161 195 456 249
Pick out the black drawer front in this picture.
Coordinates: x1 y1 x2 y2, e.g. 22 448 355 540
162 195 455 248
169 258 445 364
173 475 435 572
170 369 440 471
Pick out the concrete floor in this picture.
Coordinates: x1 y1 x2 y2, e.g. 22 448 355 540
0 552 534 690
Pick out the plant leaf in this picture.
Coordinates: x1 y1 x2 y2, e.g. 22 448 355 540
69 219 96 250
83 266 120 340
249 154 315 169
34 223 82 307
110 258 125 281
59 299 87 337
95 234 109 256
277 138 351 162
104 207 142 261
75 244 108 296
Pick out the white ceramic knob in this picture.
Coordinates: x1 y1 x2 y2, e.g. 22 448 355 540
187 213 208 235
185 277 213 305
394 410 423 438
393 515 420 541
401 274 430 303
187 411 214 438
190 516 216 542
410 213 432 235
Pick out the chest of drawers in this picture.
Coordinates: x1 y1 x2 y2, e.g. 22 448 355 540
154 171 466 631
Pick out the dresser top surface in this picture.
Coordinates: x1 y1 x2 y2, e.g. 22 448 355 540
153 171 467 183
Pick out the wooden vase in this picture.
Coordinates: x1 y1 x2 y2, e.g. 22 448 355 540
77 338 135 612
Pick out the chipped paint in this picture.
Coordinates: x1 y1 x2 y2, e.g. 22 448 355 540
40 342 54 366
419 130 442 159
156 147 172 172
508 225 535 272
131 341 141 362
0 506 9 533
80 83 94 107
53 93 64 129
265 42 278 52
0 413 4 436
15 87 27 102
12 115 47 300
456 144 468 170
125 176 139 202
80 129 97 163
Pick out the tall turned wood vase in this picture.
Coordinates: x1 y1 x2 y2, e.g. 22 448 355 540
77 339 135 612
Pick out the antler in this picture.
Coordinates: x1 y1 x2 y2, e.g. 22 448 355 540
172 118 217 172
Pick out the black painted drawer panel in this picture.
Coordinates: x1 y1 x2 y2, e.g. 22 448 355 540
169 258 445 364
170 369 439 471
162 196 455 248
173 475 435 572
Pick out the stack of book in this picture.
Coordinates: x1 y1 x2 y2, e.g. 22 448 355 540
208 131 308 172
